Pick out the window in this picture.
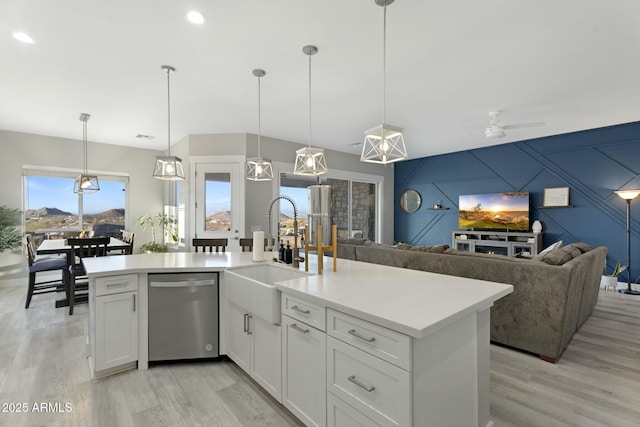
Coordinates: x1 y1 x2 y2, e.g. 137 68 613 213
279 174 312 246
204 172 232 231
23 169 128 245
277 173 379 245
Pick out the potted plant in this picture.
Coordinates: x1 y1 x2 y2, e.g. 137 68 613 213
0 205 22 252
601 260 627 291
137 213 176 253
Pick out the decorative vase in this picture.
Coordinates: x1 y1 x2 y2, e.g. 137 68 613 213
532 220 542 234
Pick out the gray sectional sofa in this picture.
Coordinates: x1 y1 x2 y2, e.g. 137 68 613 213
336 239 607 362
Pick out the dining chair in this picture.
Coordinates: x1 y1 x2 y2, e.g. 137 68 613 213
192 238 228 253
66 237 110 315
239 238 269 252
110 230 135 255
24 234 67 309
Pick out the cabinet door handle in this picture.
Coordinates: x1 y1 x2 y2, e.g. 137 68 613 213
243 313 249 333
291 305 310 315
132 294 136 312
291 323 310 334
348 375 375 392
246 314 253 335
348 329 375 343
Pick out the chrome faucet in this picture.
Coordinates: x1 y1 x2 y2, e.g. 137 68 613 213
267 195 302 268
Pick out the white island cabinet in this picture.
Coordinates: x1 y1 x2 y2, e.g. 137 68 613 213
275 259 512 427
83 252 512 427
89 274 138 378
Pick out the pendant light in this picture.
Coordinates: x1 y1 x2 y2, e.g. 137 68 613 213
293 45 328 176
73 113 100 194
245 69 274 181
153 65 185 180
361 0 408 164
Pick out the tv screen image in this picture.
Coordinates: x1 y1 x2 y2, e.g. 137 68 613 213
459 192 530 231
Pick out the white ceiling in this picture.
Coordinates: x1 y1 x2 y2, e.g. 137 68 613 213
2 0 640 159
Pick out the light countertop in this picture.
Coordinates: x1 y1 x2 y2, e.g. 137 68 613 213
83 251 512 339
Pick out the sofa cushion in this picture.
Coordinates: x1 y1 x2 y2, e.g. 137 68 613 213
396 243 413 250
337 238 366 246
536 245 582 265
444 248 535 263
409 244 449 254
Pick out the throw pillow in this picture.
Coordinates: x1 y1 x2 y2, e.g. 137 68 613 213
566 242 592 253
538 240 563 256
535 246 582 265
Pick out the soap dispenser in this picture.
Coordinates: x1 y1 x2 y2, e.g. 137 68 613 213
279 242 285 262
285 242 293 264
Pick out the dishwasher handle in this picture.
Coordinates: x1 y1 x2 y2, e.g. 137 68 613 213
149 279 217 288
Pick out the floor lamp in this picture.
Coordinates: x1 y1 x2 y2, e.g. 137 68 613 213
615 189 640 295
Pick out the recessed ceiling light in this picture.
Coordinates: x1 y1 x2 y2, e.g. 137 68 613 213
12 32 35 44
186 11 206 25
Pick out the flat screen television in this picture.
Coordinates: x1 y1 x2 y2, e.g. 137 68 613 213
459 192 529 231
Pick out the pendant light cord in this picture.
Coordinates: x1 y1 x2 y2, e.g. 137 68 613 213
382 4 387 125
83 119 88 175
308 51 312 149
257 75 262 157
166 68 171 156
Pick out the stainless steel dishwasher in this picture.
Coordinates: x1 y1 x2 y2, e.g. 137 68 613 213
148 272 219 362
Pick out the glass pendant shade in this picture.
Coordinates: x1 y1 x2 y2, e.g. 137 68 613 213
361 124 407 164
154 65 185 181
294 146 328 176
153 155 185 180
74 113 99 194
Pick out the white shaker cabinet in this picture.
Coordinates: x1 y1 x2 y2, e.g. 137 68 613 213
282 302 327 427
90 274 138 377
226 301 282 401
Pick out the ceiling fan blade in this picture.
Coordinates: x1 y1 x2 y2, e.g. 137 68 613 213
503 121 545 130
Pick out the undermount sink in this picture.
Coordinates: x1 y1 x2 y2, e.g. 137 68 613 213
224 264 310 324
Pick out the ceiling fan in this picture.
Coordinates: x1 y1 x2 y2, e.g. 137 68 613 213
483 110 545 138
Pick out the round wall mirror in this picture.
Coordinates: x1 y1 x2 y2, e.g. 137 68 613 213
400 190 421 213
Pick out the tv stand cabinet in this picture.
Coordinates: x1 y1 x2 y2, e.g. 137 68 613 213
452 230 542 257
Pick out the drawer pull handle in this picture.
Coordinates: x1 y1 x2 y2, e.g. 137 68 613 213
106 282 127 288
348 375 375 392
291 323 310 334
348 329 376 343
291 305 310 315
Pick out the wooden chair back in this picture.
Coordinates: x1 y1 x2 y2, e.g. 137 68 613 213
239 238 270 252
66 237 110 264
121 230 135 255
192 238 228 253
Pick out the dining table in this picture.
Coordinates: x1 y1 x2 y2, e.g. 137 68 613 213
36 237 131 308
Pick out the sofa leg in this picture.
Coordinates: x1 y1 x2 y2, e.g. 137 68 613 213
539 355 557 363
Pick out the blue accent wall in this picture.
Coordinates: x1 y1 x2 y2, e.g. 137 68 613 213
395 121 640 284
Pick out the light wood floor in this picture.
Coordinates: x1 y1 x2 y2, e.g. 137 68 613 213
1 271 639 427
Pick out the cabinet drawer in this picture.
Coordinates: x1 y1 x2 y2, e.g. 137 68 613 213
328 392 381 427
95 274 138 296
327 309 411 370
327 336 411 427
282 294 325 332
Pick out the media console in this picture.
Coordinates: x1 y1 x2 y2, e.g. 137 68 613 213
452 230 542 257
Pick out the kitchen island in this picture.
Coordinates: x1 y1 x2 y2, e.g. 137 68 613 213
84 251 512 427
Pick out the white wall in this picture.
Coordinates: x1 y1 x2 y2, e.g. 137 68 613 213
0 130 164 253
